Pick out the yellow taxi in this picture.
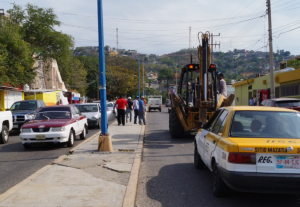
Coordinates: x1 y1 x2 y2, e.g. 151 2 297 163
194 106 300 196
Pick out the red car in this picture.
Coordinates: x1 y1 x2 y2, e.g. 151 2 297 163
20 105 88 149
260 98 300 112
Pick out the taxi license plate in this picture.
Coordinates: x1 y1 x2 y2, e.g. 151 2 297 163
36 135 45 140
13 124 18 128
276 156 300 169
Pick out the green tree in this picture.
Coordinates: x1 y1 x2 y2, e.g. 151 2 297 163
287 59 300 69
77 56 99 99
62 55 87 95
106 66 138 100
0 15 35 86
105 56 139 74
7 3 74 85
158 68 174 83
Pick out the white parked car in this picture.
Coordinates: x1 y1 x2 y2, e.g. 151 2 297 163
75 103 115 129
0 111 13 144
20 105 88 149
107 102 117 118
75 103 101 129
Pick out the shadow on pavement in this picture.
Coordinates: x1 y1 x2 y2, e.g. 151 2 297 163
145 163 299 207
0 140 82 153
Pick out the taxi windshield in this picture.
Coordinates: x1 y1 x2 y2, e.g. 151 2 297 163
230 111 300 138
34 111 71 120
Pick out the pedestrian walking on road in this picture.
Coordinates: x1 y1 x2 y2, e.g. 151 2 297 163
126 97 133 123
133 96 140 124
113 96 128 126
139 96 146 125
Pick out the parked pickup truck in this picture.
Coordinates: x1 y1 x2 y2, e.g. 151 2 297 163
148 95 162 112
10 100 46 130
0 111 13 144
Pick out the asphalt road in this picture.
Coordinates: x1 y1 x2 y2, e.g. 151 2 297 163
0 119 115 195
136 107 300 207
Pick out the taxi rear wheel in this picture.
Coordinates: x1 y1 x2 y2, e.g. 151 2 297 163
80 126 87 140
194 145 205 169
212 162 229 197
67 130 75 147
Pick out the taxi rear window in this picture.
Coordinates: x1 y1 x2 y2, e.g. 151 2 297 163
230 111 300 138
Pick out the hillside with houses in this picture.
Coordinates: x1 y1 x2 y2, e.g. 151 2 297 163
74 46 299 86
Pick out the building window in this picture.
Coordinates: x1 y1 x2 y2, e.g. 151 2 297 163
281 84 300 97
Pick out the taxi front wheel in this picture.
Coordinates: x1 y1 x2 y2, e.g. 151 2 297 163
212 162 229 197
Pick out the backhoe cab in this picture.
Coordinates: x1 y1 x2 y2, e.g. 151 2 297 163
169 33 234 138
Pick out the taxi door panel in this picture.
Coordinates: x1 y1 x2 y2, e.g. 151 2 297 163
203 132 221 167
196 129 209 158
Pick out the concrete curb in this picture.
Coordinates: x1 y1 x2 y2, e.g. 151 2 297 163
69 119 117 154
0 165 52 202
122 123 146 207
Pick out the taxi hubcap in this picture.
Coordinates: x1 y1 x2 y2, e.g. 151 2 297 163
71 133 74 144
3 130 8 141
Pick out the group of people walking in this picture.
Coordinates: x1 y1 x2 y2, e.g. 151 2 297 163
113 95 147 126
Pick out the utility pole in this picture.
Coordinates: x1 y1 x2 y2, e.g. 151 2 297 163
138 59 140 98
267 0 275 99
143 63 145 96
97 0 112 151
189 27 191 49
210 33 220 63
116 28 119 51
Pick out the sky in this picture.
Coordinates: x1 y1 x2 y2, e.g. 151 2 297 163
1 0 300 56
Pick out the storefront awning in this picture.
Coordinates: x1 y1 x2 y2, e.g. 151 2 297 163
0 85 19 90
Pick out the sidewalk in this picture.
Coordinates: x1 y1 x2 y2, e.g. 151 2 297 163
0 120 144 207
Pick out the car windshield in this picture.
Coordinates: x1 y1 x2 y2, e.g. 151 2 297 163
34 111 71 120
276 101 300 107
230 111 300 138
107 103 113 108
10 102 37 111
77 105 98 112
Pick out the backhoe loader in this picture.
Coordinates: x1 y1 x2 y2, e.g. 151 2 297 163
169 32 234 138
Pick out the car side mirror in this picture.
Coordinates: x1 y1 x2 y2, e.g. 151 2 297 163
74 114 79 118
5 109 10 111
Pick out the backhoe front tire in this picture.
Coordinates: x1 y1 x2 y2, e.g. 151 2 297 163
169 108 184 138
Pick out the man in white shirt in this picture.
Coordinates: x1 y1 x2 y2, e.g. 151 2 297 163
133 96 140 124
253 95 257 106
217 73 228 97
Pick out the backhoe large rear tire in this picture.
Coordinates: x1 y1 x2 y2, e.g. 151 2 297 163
169 108 184 138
